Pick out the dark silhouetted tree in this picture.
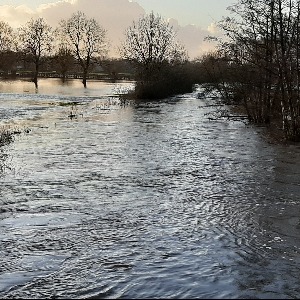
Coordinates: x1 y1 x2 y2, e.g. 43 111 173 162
59 11 108 88
206 0 300 140
121 11 187 78
18 17 53 88
120 12 193 99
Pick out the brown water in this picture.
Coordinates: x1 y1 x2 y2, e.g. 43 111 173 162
0 78 300 299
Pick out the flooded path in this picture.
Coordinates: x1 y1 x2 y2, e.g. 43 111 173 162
1 79 300 299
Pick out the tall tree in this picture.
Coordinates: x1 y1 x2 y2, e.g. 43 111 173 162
18 17 53 88
59 11 107 88
120 12 190 99
216 0 276 123
120 11 187 80
212 0 300 140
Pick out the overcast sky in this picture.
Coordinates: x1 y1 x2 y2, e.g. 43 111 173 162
0 0 234 59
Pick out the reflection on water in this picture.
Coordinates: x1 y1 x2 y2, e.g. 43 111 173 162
0 78 131 96
0 79 300 299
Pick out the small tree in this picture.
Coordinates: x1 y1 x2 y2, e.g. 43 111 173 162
120 12 190 99
18 18 53 88
59 11 107 88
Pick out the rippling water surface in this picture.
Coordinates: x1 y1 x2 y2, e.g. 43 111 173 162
1 78 300 299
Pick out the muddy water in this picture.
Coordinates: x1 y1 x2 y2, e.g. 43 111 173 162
0 78 300 299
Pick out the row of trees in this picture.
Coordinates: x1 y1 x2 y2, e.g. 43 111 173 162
0 12 107 88
0 11 193 97
199 0 300 141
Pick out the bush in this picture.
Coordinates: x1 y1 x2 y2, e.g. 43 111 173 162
132 63 195 100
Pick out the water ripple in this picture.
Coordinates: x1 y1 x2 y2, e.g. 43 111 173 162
1 81 300 298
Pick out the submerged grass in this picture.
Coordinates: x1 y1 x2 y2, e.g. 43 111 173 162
0 125 27 147
57 101 83 107
0 127 14 147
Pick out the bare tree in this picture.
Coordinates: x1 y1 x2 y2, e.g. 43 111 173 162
18 17 53 88
0 21 14 52
120 11 187 80
208 0 300 140
59 11 107 88
120 12 191 99
272 0 300 140
0 21 16 75
215 0 277 123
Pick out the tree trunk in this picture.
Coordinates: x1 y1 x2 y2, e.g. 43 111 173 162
33 63 39 89
62 72 66 83
82 69 88 88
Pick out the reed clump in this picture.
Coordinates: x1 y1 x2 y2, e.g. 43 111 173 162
0 126 15 147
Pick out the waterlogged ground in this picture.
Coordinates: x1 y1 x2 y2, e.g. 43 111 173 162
1 78 300 299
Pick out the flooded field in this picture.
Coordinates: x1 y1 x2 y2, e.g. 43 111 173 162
1 78 300 299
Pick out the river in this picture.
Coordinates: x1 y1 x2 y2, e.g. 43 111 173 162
0 78 300 299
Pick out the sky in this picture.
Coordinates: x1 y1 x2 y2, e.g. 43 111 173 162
0 0 234 59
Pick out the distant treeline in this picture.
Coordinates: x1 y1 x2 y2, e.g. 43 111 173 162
0 53 135 81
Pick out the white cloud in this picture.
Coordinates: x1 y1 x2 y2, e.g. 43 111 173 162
176 24 218 59
0 5 36 28
158 18 217 59
207 22 219 34
0 0 217 59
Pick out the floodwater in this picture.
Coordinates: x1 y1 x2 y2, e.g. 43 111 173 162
0 78 300 299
